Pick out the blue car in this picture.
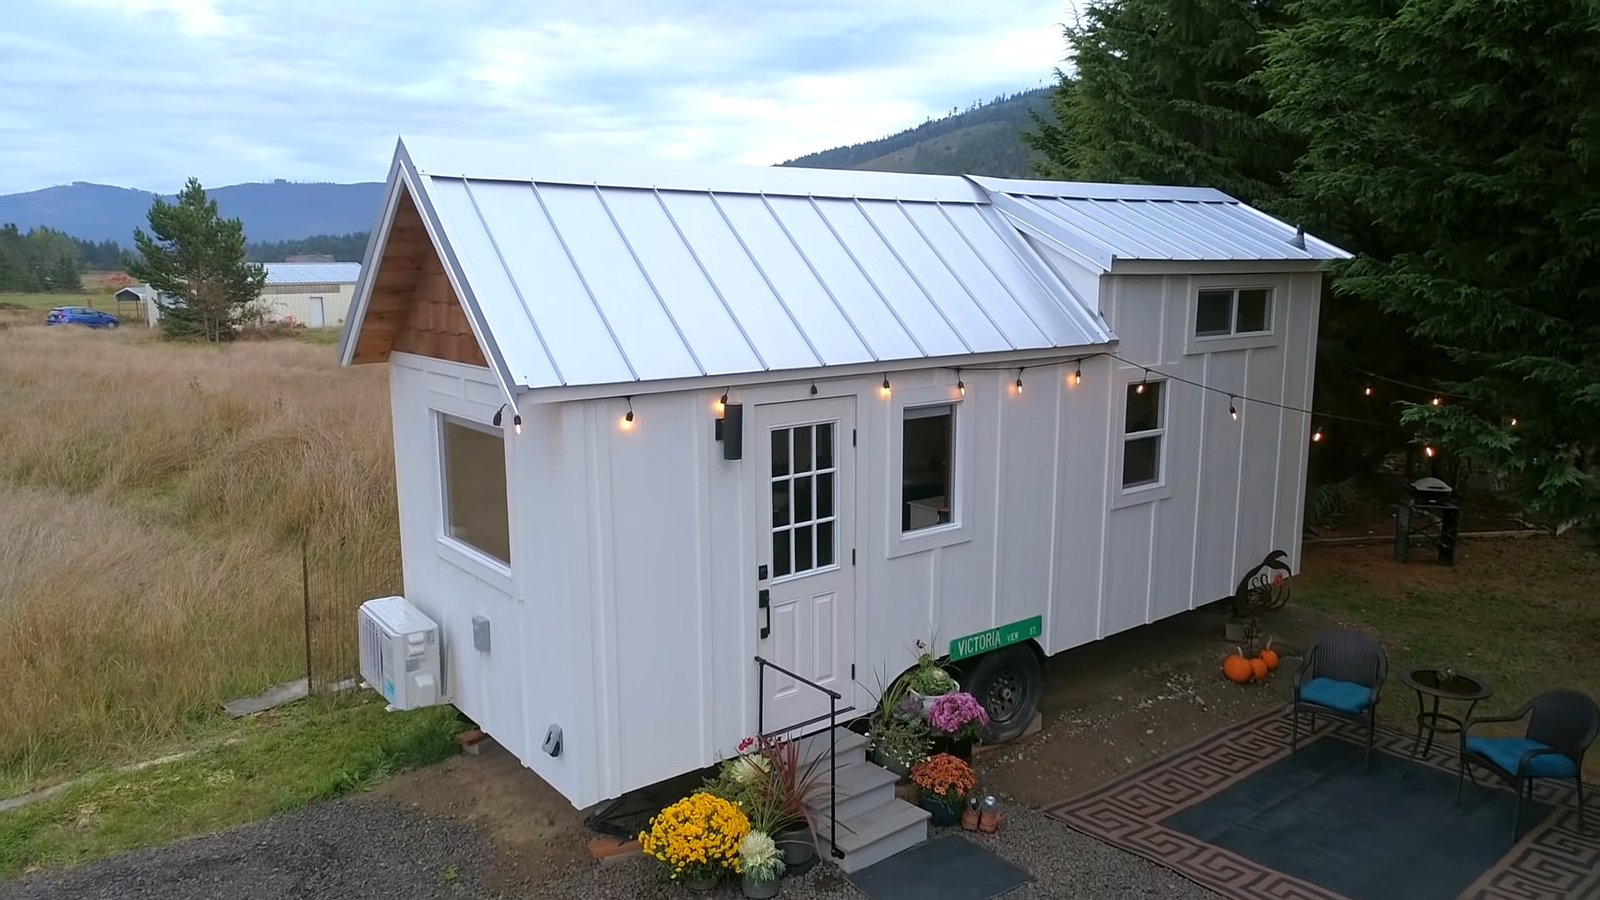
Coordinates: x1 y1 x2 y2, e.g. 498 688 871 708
45 307 120 329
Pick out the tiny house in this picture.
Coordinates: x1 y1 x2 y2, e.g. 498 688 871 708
339 138 1346 820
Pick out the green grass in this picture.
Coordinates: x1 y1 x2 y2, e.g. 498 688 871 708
1296 536 1600 777
0 700 459 878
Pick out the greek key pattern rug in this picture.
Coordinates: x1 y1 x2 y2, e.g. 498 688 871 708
1043 708 1598 900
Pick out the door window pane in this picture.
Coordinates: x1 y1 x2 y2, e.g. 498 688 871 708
815 423 834 469
795 525 814 572
817 521 834 567
772 480 790 527
772 530 791 578
771 430 789 477
1195 290 1233 336
441 417 510 564
793 426 812 474
816 472 834 519
902 404 954 532
1235 289 1271 333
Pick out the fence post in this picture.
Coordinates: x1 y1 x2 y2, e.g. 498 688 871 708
302 526 314 694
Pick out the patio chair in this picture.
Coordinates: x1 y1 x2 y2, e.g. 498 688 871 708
1455 689 1597 843
1290 629 1388 770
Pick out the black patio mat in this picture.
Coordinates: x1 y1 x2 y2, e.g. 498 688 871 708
1045 708 1599 900
846 834 1032 900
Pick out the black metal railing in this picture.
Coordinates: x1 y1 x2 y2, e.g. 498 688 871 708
753 655 845 860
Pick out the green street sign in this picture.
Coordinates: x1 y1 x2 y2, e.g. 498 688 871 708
948 615 1042 662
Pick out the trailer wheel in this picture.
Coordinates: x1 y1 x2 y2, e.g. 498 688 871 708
965 645 1042 742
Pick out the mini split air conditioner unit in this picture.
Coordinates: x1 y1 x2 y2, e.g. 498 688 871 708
359 596 442 710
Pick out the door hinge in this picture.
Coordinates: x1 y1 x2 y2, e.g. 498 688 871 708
851 664 856 680
851 548 856 566
851 428 856 447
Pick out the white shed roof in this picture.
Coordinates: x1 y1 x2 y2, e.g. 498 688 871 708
341 138 1347 398
971 176 1350 271
263 262 361 285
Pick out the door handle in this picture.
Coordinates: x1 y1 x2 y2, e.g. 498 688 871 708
758 589 771 640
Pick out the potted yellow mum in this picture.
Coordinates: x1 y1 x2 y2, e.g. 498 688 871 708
639 791 750 891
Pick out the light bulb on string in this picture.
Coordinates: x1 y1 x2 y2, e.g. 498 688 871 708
1312 426 1324 443
1072 360 1082 387
1510 416 1519 427
1431 396 1442 407
1424 445 1435 458
880 374 891 399
1228 396 1239 422
1136 369 1147 394
1364 385 1373 397
956 369 965 397
1015 368 1025 396
621 398 635 431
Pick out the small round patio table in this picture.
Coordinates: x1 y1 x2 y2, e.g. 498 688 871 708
1399 667 1492 775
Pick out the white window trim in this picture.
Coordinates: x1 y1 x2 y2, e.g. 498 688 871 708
886 383 973 558
1185 278 1282 355
435 411 514 579
1113 373 1172 508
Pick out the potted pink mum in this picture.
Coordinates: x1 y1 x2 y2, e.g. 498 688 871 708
927 692 988 762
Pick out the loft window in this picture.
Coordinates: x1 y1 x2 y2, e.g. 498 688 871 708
1122 382 1165 489
901 404 954 532
441 416 510 565
1196 288 1272 337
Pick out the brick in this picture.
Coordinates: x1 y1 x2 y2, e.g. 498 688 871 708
455 729 487 755
589 836 641 864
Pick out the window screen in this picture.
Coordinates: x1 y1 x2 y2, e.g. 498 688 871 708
902 404 954 532
442 417 510 565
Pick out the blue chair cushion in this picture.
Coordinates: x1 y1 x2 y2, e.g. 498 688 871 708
1465 737 1578 778
1298 677 1374 714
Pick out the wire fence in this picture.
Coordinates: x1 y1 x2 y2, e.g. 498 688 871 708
300 516 402 704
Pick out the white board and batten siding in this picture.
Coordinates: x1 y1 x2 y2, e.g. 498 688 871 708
344 138 1346 811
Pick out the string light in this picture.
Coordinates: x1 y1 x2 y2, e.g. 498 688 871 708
1312 425 1324 443
1072 360 1082 386
956 369 965 397
621 397 635 431
1431 395 1442 407
1228 396 1239 422
715 390 728 416
1509 416 1519 427
809 382 818 396
513 414 522 435
880 374 891 399
1424 445 1436 458
1136 369 1148 394
492 404 521 435
1015 368 1025 395
1364 385 1374 397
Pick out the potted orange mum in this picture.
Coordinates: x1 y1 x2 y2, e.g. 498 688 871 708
909 753 977 827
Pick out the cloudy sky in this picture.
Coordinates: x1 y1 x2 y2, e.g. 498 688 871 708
1 0 1071 195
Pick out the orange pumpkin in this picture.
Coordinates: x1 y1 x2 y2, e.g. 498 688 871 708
1260 648 1280 671
1249 658 1269 682
1223 653 1253 684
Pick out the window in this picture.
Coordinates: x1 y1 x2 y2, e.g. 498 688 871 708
1122 382 1165 489
901 404 954 532
770 422 837 578
441 417 510 565
1196 288 1272 337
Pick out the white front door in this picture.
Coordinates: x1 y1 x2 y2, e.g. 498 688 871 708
755 397 857 735
307 297 326 328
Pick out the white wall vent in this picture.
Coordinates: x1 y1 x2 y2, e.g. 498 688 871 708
358 596 442 710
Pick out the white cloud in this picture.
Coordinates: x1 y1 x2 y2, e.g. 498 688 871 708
0 0 1069 194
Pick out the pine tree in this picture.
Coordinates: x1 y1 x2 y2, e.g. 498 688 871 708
1262 0 1600 525
1025 0 1302 208
127 178 266 341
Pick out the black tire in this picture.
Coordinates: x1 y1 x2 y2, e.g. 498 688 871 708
964 644 1043 742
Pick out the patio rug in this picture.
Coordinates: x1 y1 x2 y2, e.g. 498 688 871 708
1044 708 1599 900
845 834 1032 900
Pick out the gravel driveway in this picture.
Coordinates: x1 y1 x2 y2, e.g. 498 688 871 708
2 794 1214 900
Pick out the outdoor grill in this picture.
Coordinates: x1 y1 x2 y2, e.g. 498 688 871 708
1395 477 1460 565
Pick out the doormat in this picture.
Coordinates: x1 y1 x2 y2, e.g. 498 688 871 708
1044 708 1599 900
846 834 1032 900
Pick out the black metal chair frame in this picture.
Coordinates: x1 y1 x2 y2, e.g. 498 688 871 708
1455 689 1597 843
1290 630 1388 770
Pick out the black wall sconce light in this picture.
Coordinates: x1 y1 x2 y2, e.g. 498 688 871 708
715 402 744 459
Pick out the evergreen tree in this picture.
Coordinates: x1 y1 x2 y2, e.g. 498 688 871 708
1262 0 1600 525
127 178 266 341
1026 0 1301 207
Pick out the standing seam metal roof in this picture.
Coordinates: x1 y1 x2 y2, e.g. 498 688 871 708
341 138 1349 394
263 262 362 285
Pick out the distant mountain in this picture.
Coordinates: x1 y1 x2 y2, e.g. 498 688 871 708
783 89 1053 178
0 180 386 245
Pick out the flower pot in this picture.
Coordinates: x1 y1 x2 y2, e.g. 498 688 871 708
909 688 954 716
742 872 781 899
870 746 913 779
683 873 720 892
779 827 816 868
930 735 974 763
918 795 961 827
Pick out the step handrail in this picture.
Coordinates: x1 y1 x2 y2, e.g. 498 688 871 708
753 655 845 860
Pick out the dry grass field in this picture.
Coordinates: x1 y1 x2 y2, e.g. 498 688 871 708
0 318 397 786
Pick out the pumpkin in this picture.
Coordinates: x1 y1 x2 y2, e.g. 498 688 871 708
1223 652 1253 684
1249 658 1269 682
1260 648 1280 672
